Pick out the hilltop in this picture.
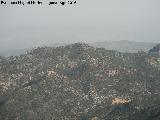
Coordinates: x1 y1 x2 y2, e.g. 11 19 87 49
0 40 158 57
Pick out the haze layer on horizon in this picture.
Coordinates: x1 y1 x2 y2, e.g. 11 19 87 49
0 0 160 50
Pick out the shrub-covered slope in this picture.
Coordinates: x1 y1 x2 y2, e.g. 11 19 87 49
0 43 160 120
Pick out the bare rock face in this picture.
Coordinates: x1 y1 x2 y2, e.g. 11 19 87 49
111 98 131 105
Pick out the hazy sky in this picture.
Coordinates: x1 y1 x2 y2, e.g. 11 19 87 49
0 0 160 50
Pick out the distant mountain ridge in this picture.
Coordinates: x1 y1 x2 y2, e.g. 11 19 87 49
89 40 158 53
